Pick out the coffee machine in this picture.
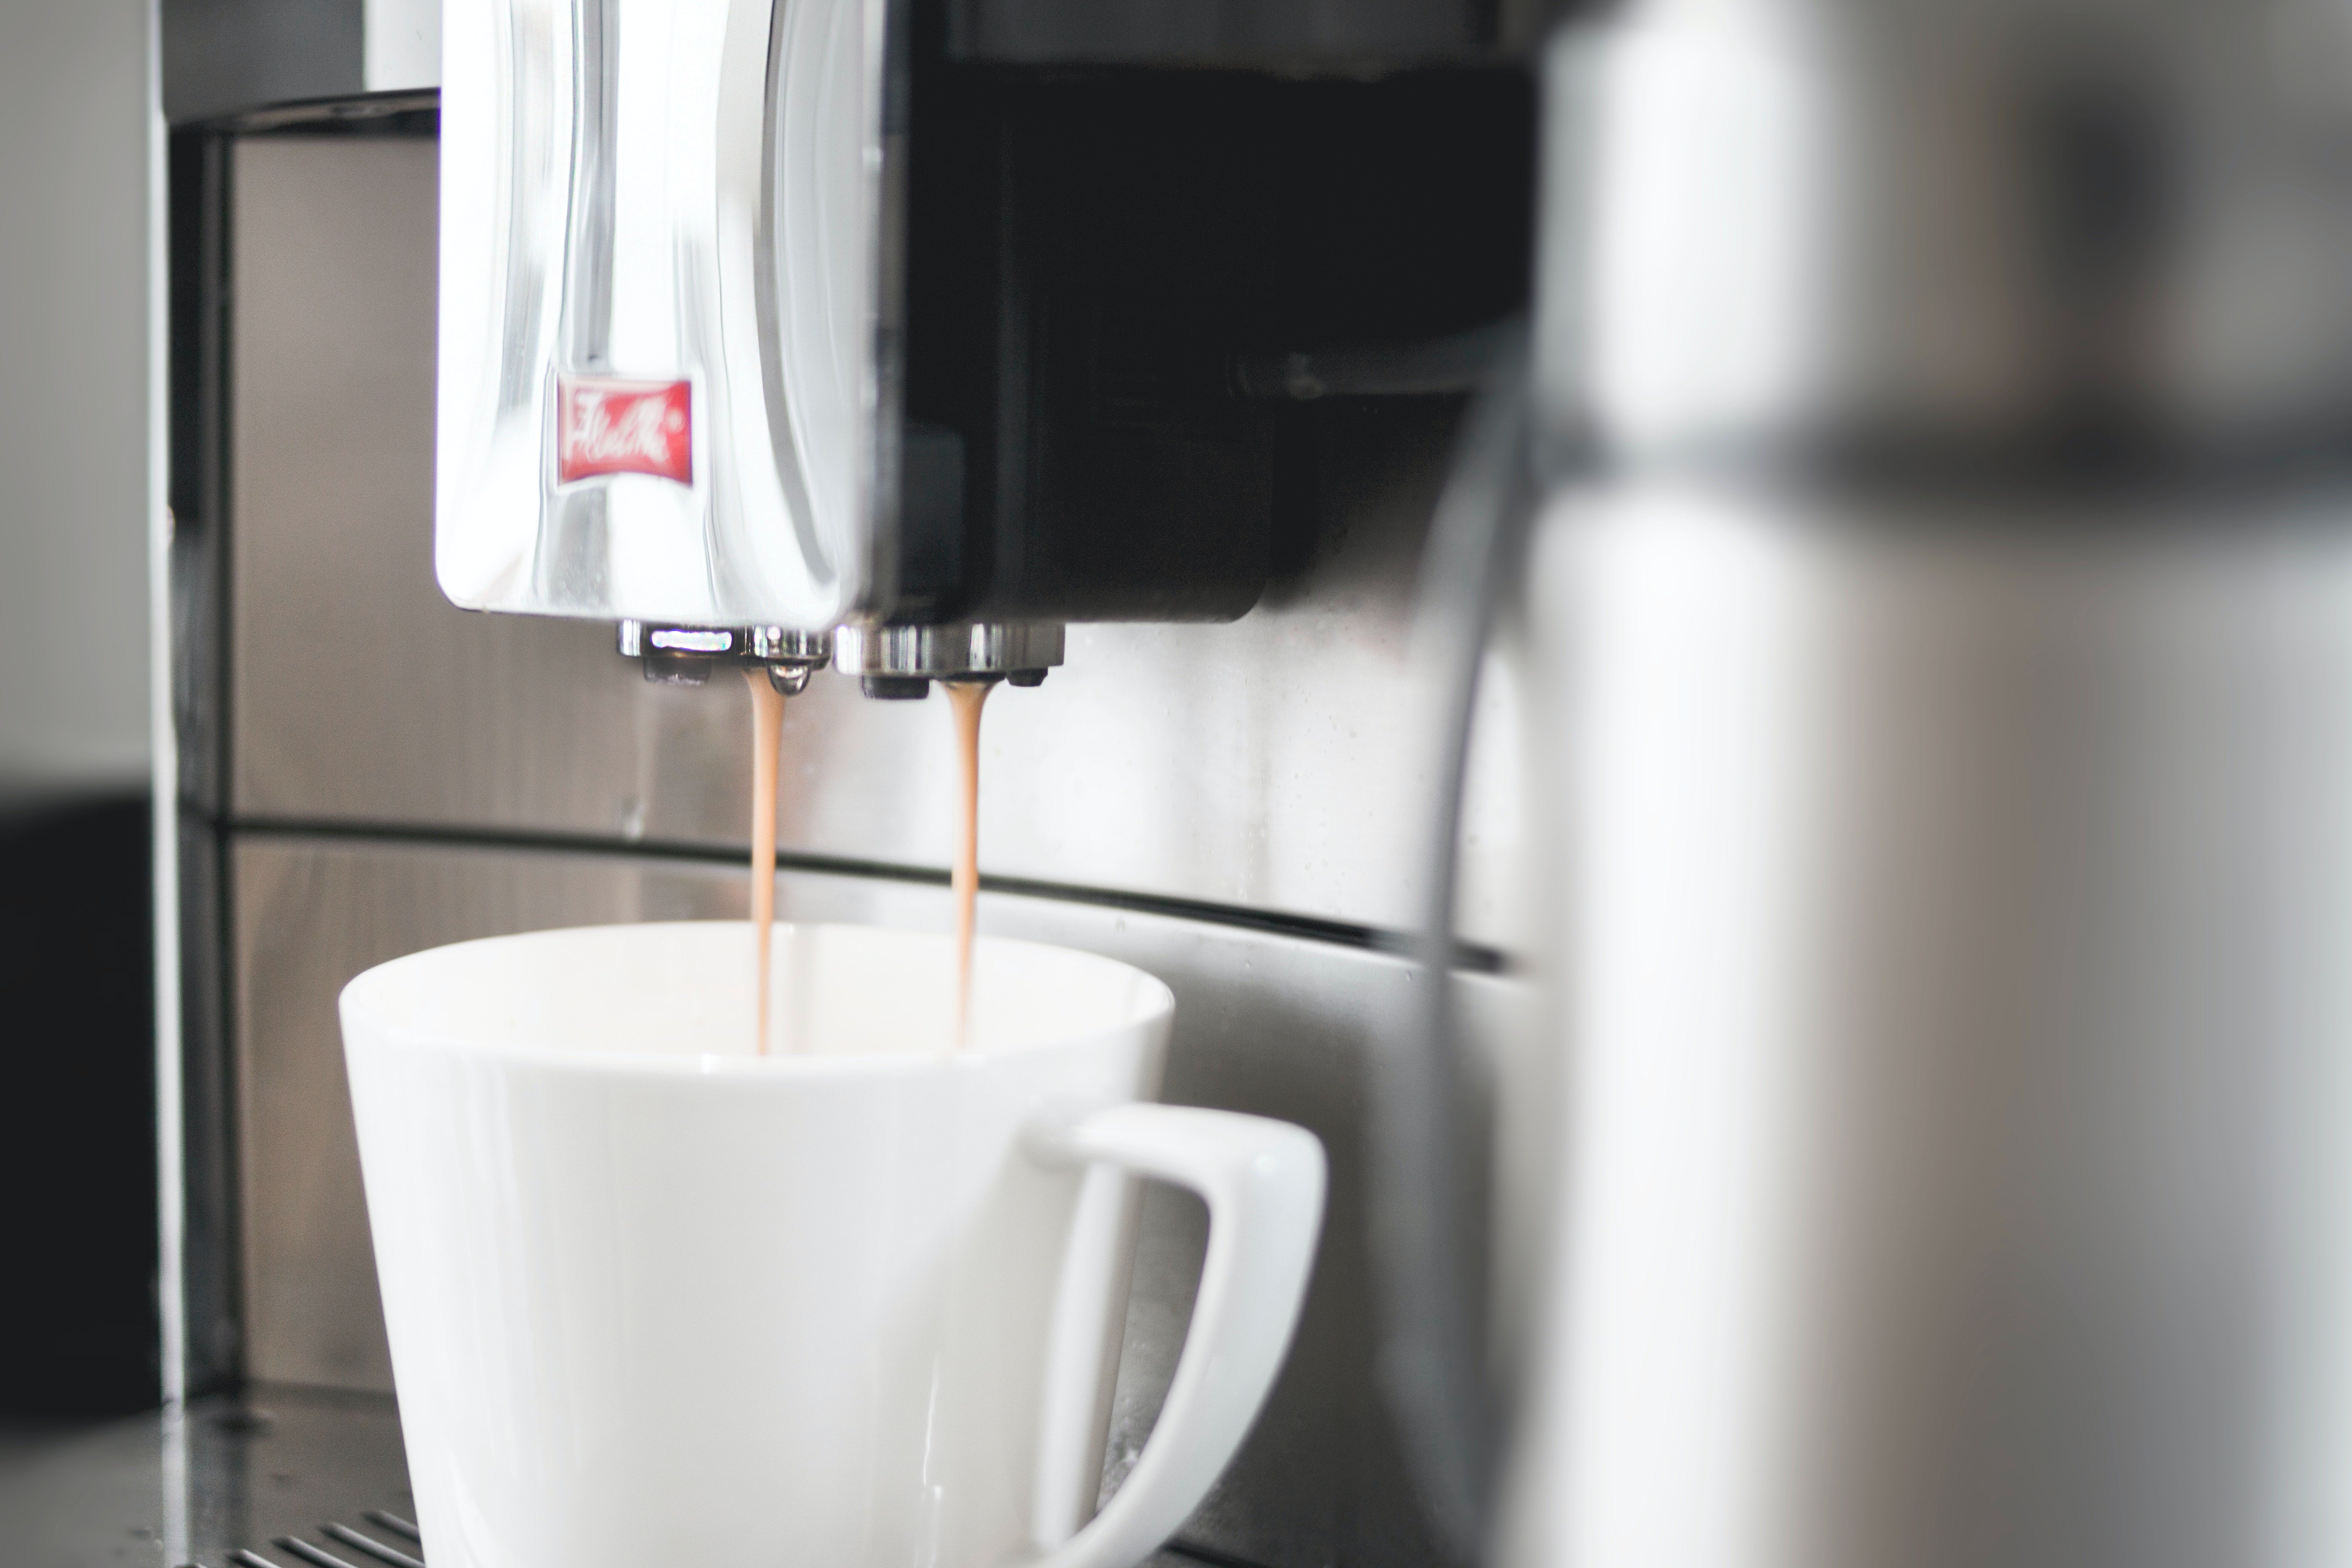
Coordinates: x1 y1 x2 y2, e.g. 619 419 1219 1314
141 2 2352 1566
157 1 1543 1564
432 0 1533 694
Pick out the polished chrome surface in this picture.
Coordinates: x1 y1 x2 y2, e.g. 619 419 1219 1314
230 831 1506 1566
1498 481 2352 1568
1537 0 2352 462
612 622 834 665
229 137 1528 945
615 620 832 687
646 627 733 655
744 624 833 664
435 0 890 628
233 838 700 1393
834 620 1067 678
233 138 740 846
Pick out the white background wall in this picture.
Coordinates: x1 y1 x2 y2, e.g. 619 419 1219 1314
0 0 153 788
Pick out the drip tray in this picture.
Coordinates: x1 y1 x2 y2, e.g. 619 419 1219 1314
224 1511 423 1568
1 1383 1213 1568
177 1387 413 1568
0 1383 411 1568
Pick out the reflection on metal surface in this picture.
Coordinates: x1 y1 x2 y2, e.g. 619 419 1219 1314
614 620 834 689
1503 486 2352 1568
0 1387 409 1567
434 0 889 628
317 1520 424 1568
834 621 1066 692
1537 0 2352 462
834 620 1067 678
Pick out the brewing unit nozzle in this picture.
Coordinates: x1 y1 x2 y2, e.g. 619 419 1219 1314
617 621 835 694
833 623 1065 700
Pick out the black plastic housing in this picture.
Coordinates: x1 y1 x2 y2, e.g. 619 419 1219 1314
885 50 1537 624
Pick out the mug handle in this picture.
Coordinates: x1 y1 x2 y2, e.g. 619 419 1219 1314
1022 1103 1327 1568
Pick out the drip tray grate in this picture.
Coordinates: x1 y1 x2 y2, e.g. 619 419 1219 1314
217 1510 424 1568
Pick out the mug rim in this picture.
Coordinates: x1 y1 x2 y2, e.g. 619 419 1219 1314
339 919 1176 1079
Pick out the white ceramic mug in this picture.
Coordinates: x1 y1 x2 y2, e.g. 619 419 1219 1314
341 921 1325 1568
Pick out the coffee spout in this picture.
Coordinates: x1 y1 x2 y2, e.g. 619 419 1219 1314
616 621 833 692
833 622 1065 701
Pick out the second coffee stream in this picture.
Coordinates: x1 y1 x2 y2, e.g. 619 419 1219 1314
946 678 994 1047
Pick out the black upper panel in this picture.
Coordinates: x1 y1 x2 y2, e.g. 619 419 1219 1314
945 0 1562 68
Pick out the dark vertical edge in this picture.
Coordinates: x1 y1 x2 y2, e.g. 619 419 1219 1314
168 128 228 816
176 808 242 1395
212 133 237 823
168 125 244 1396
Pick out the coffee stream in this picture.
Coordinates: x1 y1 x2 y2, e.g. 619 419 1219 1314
946 680 994 1047
746 672 992 1054
745 671 788 1054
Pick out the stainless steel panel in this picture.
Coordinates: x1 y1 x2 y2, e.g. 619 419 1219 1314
228 136 1528 945
232 835 722 1392
1501 497 2352 1568
233 832 1505 1565
163 0 363 125
229 138 750 849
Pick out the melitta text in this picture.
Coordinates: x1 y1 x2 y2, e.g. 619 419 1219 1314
557 375 693 484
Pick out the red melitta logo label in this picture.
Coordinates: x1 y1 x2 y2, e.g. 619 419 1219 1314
556 375 693 485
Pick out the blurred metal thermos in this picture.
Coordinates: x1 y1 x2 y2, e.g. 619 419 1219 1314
1382 1 2352 1565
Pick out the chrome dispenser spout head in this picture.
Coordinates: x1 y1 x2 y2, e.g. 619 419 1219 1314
616 621 834 690
833 623 1065 700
